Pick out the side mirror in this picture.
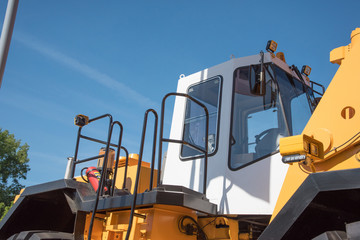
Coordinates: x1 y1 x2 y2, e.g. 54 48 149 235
249 64 266 96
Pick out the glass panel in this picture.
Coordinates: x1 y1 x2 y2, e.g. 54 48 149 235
247 107 279 155
275 66 313 136
229 66 289 169
181 77 221 159
290 94 311 135
229 65 315 170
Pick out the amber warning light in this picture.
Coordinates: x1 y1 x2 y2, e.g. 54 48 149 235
301 65 312 76
266 40 278 53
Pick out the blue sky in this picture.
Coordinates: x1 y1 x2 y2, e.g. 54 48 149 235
0 1 359 187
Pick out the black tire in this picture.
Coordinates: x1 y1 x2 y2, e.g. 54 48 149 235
7 230 73 240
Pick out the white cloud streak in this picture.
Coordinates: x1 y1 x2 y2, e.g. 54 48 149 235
14 33 157 108
0 90 73 126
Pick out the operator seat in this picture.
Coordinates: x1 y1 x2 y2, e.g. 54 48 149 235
255 128 284 158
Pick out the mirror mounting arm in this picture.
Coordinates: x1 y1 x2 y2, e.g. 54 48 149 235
249 51 267 96
259 51 265 95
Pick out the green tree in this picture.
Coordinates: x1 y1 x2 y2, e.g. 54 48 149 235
0 128 30 220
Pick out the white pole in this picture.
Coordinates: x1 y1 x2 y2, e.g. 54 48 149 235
0 0 19 88
64 157 74 179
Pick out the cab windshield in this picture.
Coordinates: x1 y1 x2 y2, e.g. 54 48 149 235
229 64 314 170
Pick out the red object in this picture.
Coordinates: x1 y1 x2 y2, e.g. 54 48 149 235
86 166 107 192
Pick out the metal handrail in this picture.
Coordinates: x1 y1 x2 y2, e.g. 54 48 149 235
71 114 113 178
310 80 325 96
84 114 114 240
157 92 209 195
125 109 158 240
110 121 123 196
69 114 127 240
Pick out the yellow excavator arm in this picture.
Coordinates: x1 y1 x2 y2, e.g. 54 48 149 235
273 27 360 222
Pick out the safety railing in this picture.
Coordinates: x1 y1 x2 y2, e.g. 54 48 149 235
71 114 129 195
157 92 209 195
70 114 129 240
125 109 158 240
310 80 325 96
84 93 209 240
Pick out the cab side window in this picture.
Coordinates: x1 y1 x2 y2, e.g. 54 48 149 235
181 76 222 159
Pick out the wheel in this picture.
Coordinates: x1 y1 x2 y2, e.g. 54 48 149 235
7 230 73 240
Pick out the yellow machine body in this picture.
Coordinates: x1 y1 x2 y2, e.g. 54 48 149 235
272 28 360 221
84 205 239 240
84 205 198 240
113 154 157 194
82 155 239 239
